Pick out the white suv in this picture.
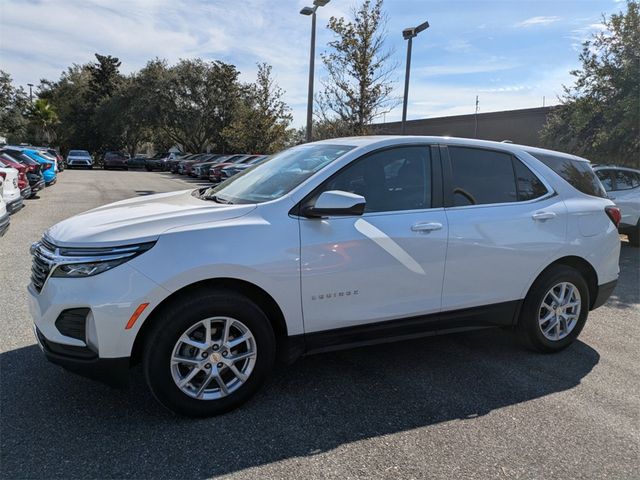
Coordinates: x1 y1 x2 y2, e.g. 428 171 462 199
28 137 620 416
593 165 640 246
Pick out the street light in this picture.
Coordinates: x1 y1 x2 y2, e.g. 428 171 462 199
27 83 34 102
401 20 429 135
300 0 330 142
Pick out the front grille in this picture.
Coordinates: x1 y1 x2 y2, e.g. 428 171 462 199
31 237 56 293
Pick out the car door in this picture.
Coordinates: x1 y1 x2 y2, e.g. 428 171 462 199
609 170 640 227
299 145 448 336
440 146 566 321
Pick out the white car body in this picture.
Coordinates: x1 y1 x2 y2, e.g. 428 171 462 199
66 150 93 168
0 165 23 214
593 165 640 235
28 136 620 405
0 175 9 236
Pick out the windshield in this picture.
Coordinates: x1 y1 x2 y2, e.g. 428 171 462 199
201 144 354 204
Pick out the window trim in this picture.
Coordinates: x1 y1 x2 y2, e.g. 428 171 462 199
441 145 554 210
290 143 442 218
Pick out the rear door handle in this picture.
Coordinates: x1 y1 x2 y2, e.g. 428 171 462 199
532 211 557 221
411 222 443 232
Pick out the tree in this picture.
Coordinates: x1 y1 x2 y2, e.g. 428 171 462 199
0 70 29 142
541 1 639 167
29 99 59 144
223 63 293 153
154 59 242 153
318 0 397 137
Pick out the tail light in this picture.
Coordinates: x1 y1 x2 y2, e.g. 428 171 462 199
43 163 52 170
0 171 6 180
605 206 621 227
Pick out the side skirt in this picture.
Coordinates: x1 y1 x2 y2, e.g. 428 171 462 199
286 300 522 359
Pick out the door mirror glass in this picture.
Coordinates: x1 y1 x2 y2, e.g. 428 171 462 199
303 190 366 218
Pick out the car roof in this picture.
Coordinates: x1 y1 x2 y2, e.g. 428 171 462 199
311 135 590 163
592 164 640 173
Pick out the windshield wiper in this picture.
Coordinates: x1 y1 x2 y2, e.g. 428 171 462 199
205 194 233 204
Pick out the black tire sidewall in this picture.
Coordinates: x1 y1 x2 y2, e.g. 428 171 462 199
144 290 276 417
519 265 590 352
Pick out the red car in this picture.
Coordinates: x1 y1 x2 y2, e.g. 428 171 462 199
208 155 257 183
103 151 129 170
0 149 46 196
0 153 32 198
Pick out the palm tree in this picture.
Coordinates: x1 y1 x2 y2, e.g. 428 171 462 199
30 99 59 144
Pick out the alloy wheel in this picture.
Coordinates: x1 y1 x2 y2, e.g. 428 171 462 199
538 282 582 341
170 316 257 400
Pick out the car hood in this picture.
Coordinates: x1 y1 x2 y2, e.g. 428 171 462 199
46 189 256 247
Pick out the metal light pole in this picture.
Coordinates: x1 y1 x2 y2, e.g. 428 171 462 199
401 21 429 135
300 0 330 143
27 83 34 102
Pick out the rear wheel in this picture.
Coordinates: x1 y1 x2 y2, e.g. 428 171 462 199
143 289 276 417
517 265 589 352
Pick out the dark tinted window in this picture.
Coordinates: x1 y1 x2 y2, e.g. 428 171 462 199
449 147 517 206
528 152 606 198
322 146 431 212
595 170 614 191
513 159 548 201
613 170 640 190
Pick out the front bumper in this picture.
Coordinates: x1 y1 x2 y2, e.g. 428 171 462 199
34 326 129 387
0 213 9 236
27 262 168 359
6 196 24 214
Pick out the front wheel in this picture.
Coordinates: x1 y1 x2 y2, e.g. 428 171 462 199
517 265 589 352
143 290 276 417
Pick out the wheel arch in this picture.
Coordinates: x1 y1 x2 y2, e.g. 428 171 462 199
130 277 290 365
525 256 599 310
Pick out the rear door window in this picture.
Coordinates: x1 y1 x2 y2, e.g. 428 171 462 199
595 170 614 192
448 147 516 206
612 170 640 190
527 152 606 198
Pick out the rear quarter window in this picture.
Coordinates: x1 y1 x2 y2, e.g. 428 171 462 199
528 152 606 198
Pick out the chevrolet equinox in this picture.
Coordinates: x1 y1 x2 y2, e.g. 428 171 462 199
29 136 620 416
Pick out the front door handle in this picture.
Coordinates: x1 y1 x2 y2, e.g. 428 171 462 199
411 222 443 233
532 211 557 221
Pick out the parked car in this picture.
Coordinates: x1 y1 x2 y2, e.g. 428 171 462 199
44 148 64 172
178 154 209 175
208 154 254 183
192 156 231 180
220 155 269 180
167 155 190 174
103 151 129 170
0 154 31 199
66 150 93 169
145 152 178 171
19 149 57 186
593 165 640 246
0 149 45 196
188 154 225 177
28 136 620 417
127 155 147 169
0 163 24 214
0 175 9 236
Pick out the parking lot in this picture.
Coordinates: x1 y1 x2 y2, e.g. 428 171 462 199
1 169 638 479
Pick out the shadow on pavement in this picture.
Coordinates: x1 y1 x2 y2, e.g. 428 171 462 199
1 330 599 479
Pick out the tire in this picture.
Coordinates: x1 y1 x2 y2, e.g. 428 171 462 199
627 223 640 247
516 265 589 352
143 289 276 417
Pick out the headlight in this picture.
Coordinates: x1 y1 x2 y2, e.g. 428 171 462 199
49 242 155 278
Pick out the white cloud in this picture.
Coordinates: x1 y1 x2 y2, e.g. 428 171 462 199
515 16 560 28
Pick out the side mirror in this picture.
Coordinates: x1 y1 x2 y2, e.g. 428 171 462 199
302 190 366 218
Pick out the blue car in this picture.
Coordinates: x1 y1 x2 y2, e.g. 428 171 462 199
21 149 56 185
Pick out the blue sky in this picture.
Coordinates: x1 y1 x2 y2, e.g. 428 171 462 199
0 0 626 127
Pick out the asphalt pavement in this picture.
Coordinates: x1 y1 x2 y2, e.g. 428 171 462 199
1 169 638 479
